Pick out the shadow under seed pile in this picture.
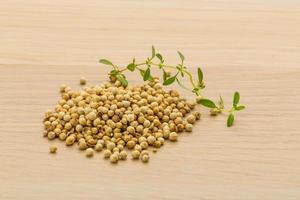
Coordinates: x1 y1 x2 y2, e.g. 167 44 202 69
43 78 201 163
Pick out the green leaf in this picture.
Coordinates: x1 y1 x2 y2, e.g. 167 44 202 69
156 53 163 63
197 68 203 84
116 74 128 87
177 51 185 63
235 105 245 111
192 87 200 96
163 70 167 81
143 67 151 81
163 75 177 85
127 63 135 71
218 96 224 109
110 69 118 76
233 91 240 106
139 69 145 77
151 46 156 59
99 59 113 66
197 98 217 108
227 114 235 127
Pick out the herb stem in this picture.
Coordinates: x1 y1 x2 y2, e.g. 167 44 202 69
136 62 147 67
183 70 197 90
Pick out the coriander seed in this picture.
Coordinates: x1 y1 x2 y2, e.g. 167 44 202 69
86 148 94 157
185 123 193 132
141 154 149 163
169 132 178 141
119 151 127 160
47 132 56 140
186 114 196 124
66 136 75 145
110 153 119 163
94 143 103 152
80 77 86 85
78 141 88 150
147 136 156 145
131 150 140 159
104 149 112 159
49 145 57 153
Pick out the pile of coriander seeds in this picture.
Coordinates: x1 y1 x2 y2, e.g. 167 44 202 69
43 78 201 163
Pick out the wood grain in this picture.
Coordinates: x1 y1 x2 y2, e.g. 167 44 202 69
1 0 300 199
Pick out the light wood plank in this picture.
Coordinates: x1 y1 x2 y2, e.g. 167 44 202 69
0 0 300 199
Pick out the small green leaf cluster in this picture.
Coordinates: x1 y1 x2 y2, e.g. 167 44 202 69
227 92 245 127
197 92 245 127
99 59 129 86
99 46 245 127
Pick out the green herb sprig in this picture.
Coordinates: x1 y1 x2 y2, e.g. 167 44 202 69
99 46 245 127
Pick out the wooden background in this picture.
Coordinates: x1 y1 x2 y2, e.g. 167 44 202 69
0 0 300 199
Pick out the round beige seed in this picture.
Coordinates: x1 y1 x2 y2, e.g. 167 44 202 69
86 111 97 121
131 150 140 159
113 147 119 153
134 144 142 152
143 120 151 128
119 151 127 160
141 154 149 163
147 136 156 145
59 133 67 140
169 132 178 141
140 150 149 157
185 123 193 132
104 149 112 159
80 77 86 85
47 132 56 140
49 145 57 153
66 136 75 145
94 143 103 152
193 111 201 120
186 115 196 124
126 140 136 149
78 141 87 150
86 148 94 157
60 84 67 93
140 141 148 149
110 153 119 163
106 142 115 151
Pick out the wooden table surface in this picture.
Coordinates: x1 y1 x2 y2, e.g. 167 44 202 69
1 0 300 199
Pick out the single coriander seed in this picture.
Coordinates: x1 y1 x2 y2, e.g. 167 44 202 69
140 141 148 149
186 114 196 124
185 123 193 132
66 136 75 146
192 111 201 120
47 132 56 140
131 150 140 159
141 154 149 163
169 132 178 141
80 77 86 85
147 136 156 145
104 149 112 159
86 148 94 157
119 150 127 160
110 153 119 163
78 141 88 150
94 143 103 152
49 145 57 153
